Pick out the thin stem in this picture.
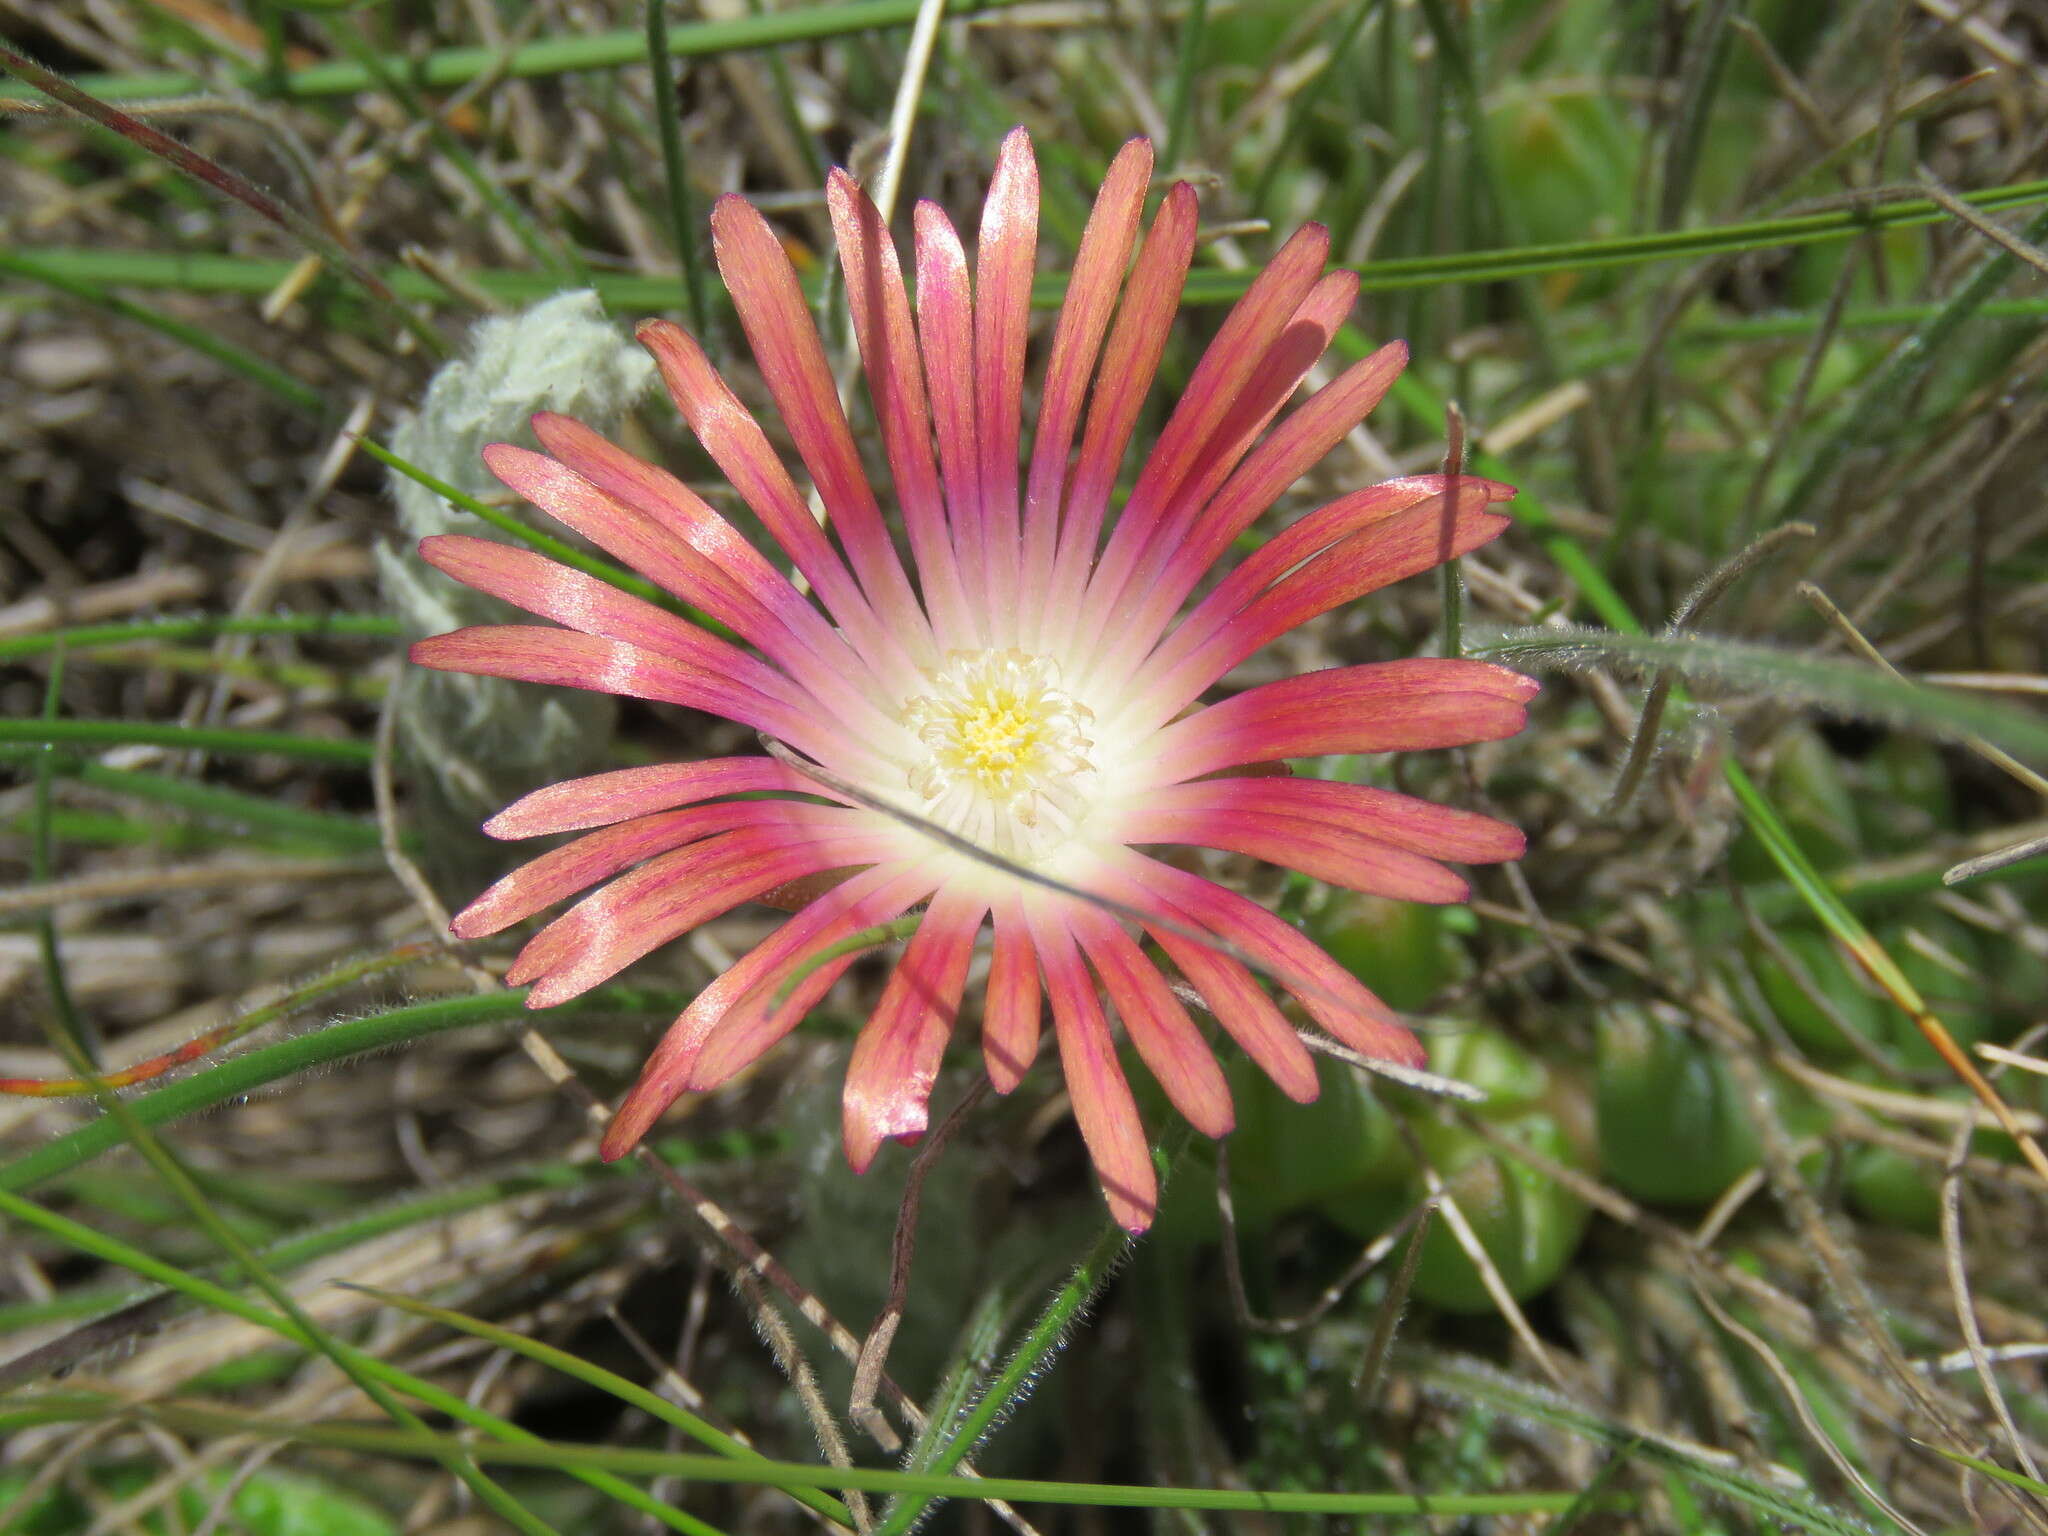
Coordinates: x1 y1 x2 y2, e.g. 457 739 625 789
31 649 95 1065
0 718 375 766
1163 0 1211 174
645 0 712 335
2 0 1030 104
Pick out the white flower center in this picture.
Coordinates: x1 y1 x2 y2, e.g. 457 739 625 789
898 649 1096 860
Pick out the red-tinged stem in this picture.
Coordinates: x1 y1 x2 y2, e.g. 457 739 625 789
0 944 433 1098
0 44 442 357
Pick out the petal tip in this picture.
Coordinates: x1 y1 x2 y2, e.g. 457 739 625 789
599 1107 654 1162
479 807 523 840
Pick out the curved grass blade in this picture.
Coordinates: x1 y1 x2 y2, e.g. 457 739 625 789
0 944 431 1098
0 718 373 765
1413 1353 1885 1536
0 1188 721 1534
0 1395 1603 1517
1471 627 2048 762
3 0 1031 104
14 176 2048 311
0 251 324 415
0 614 398 662
340 1283 854 1529
0 988 683 1195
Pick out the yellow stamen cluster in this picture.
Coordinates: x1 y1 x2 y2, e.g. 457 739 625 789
899 649 1096 859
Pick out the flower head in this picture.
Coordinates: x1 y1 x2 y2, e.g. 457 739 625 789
411 130 1535 1231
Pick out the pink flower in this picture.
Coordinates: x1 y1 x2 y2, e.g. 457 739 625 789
411 129 1534 1232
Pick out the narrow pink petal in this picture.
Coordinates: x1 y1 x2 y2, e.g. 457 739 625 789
828 169 973 646
453 799 864 939
635 319 883 649
683 865 941 1094
1041 182 1200 627
1076 267 1362 672
1141 495 1513 719
1140 778 1526 865
483 758 819 839
1018 137 1154 604
1069 905 1233 1139
913 201 985 632
982 897 1042 1091
711 194 929 648
1145 475 1513 687
1080 223 1333 625
526 413 840 673
1142 923 1319 1103
481 439 810 681
973 127 1038 604
1101 851 1424 1069
1118 804 1471 903
1137 660 1539 780
600 864 912 1159
842 889 987 1171
418 534 808 716
508 826 899 1008
1027 902 1157 1232
409 627 842 764
1110 339 1409 656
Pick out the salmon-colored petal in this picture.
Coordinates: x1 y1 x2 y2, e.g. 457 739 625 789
982 897 1042 1091
1115 339 1409 654
1118 804 1471 903
1143 924 1319 1104
1081 223 1333 625
453 800 863 938
684 865 941 1093
1041 182 1199 631
1102 851 1423 1069
599 864 914 1159
973 127 1038 599
1140 778 1525 865
1027 902 1157 1232
1139 660 1539 780
634 319 887 661
829 169 974 646
509 827 899 1008
1129 270 1362 577
842 889 987 1170
1141 495 1514 718
480 440 808 678
1146 474 1514 688
409 626 846 767
711 193 929 647
526 413 841 672
483 758 821 839
1018 137 1154 602
913 201 984 632
418 534 806 715
1070 905 1233 1138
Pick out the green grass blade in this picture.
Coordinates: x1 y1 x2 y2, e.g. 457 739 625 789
1414 1354 1887 1535
2 0 1031 103
0 1396 1603 1516
0 1191 719 1534
0 251 325 415
0 614 398 661
1471 626 2048 761
342 1284 854 1528
15 177 2048 309
0 718 374 766
0 990 680 1194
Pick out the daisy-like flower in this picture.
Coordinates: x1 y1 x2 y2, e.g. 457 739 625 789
411 130 1535 1232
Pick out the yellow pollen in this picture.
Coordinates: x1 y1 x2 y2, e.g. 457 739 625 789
898 649 1097 856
